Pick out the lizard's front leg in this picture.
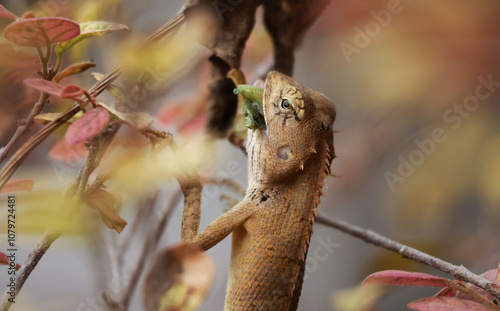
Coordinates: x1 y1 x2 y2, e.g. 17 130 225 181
177 172 256 251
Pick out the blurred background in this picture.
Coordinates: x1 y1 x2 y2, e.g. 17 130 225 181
0 0 499 310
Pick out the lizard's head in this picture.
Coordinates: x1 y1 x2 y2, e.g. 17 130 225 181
247 71 336 184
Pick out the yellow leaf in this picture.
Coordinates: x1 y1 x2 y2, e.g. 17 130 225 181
330 284 386 311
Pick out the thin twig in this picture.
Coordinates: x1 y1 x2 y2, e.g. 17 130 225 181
0 126 119 311
82 173 111 200
117 192 159 269
117 189 182 310
0 229 60 310
316 214 500 301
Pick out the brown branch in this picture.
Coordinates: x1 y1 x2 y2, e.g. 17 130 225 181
316 214 500 301
0 229 60 310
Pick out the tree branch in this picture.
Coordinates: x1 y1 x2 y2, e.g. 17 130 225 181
316 214 500 301
0 229 60 310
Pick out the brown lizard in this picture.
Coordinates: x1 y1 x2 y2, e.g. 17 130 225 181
179 70 336 310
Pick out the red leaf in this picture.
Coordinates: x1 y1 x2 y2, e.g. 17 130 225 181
24 78 63 97
408 297 491 311
0 252 8 265
363 270 452 288
0 5 17 21
157 103 184 124
49 139 88 165
435 287 457 297
24 78 86 101
65 108 109 146
479 269 500 285
1 178 34 194
4 17 80 47
87 189 127 234
457 268 500 302
61 85 85 100
178 114 206 137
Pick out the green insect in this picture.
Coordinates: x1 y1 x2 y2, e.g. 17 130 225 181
234 85 266 130
243 99 266 130
234 84 264 104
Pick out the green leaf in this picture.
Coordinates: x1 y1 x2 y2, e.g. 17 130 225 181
56 21 130 57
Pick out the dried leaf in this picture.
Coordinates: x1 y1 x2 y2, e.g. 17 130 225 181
34 112 81 125
143 242 215 311
91 72 127 102
363 270 452 288
65 108 109 146
53 61 96 83
408 297 491 311
4 17 80 47
0 5 17 21
97 102 153 130
1 178 34 194
87 189 127 234
56 21 130 56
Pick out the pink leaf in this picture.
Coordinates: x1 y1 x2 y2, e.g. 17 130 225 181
408 297 491 311
497 263 500 285
24 78 63 97
0 5 17 21
65 108 109 146
178 114 206 137
4 17 80 47
363 270 452 288
49 139 88 165
24 78 86 101
61 85 85 100
87 189 127 234
457 268 500 302
479 269 500 285
435 287 457 297
0 178 34 194
0 252 8 265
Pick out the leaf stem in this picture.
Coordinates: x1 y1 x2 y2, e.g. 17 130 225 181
54 54 63 75
36 47 48 78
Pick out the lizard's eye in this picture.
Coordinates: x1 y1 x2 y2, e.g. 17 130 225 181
281 99 291 109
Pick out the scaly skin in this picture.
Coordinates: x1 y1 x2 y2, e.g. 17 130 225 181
180 71 336 310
